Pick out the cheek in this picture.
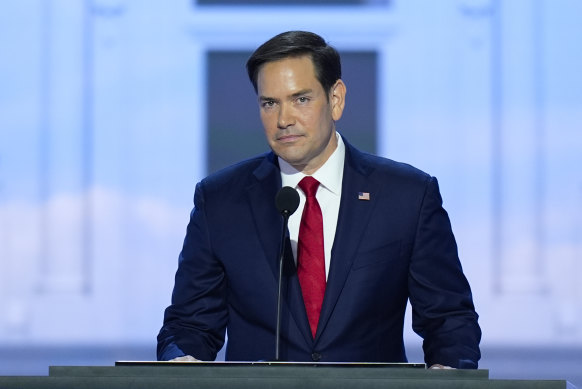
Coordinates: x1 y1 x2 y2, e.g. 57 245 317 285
306 108 330 132
260 112 275 131
298 110 318 128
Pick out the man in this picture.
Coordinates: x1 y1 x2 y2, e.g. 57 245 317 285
157 31 481 369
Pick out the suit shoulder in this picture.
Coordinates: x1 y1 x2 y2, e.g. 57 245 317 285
353 148 432 185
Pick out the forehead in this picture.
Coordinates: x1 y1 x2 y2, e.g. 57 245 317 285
257 56 321 94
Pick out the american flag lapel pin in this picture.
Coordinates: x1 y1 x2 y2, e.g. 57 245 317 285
358 191 370 201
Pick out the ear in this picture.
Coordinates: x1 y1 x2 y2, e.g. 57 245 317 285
330 79 346 121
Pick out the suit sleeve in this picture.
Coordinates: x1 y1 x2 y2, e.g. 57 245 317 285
157 181 228 361
408 176 481 369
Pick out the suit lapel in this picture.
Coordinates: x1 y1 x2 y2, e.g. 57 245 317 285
246 153 314 347
246 153 283 281
315 142 381 340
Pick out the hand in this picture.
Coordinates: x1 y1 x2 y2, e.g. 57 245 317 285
170 355 201 362
429 364 454 369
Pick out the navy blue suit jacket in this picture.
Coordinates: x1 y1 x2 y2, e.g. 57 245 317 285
157 139 481 368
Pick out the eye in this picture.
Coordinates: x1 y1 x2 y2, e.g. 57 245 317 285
261 100 276 109
296 96 310 104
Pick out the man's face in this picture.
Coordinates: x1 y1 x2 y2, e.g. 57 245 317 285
257 55 346 174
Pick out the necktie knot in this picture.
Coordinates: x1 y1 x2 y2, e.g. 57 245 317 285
299 176 320 198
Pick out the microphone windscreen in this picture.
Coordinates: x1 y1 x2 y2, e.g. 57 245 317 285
275 186 300 216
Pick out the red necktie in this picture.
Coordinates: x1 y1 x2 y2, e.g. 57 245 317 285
297 176 326 338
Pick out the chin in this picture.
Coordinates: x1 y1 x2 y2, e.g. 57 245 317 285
280 153 306 167
274 146 303 161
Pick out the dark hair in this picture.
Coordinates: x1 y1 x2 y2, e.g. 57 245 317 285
246 31 342 96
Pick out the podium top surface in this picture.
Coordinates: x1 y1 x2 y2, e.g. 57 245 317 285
115 360 426 368
48 362 490 381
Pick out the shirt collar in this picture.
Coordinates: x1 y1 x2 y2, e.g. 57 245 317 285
279 132 345 195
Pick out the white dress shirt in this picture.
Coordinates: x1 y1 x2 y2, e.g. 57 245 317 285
279 132 345 279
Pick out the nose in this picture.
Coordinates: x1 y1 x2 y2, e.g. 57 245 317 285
277 103 295 129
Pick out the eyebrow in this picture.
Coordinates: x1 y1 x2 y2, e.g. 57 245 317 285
259 89 314 103
290 89 313 99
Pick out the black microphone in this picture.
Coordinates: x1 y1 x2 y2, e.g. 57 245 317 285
275 186 300 217
274 186 299 361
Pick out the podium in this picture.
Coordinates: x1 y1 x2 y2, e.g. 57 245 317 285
0 362 576 388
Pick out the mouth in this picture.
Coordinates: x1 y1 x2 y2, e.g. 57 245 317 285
277 134 303 143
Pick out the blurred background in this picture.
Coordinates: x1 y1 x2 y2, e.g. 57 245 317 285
1 0 581 386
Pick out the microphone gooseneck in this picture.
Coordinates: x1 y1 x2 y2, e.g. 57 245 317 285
274 186 299 361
